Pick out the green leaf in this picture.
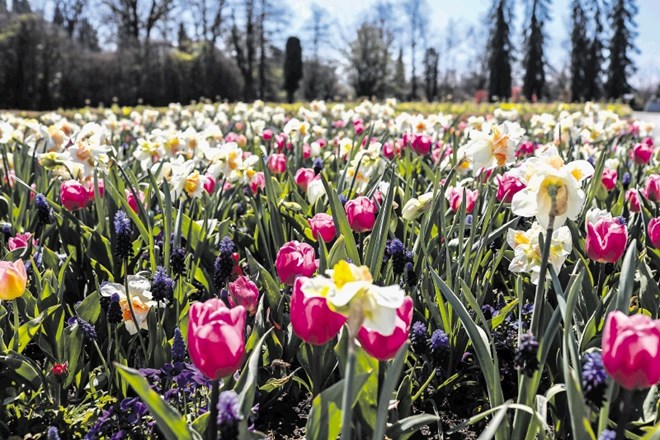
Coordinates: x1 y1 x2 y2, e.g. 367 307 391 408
386 414 440 440
321 174 361 265
615 239 637 313
306 373 371 440
373 343 409 440
116 363 201 440
365 170 396 277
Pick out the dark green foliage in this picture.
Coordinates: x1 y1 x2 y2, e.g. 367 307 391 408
487 0 513 101
283 36 303 103
348 22 393 99
522 0 550 101
605 0 638 99
570 0 588 101
423 47 439 102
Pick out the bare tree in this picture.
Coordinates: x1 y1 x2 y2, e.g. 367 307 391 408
347 21 393 98
400 0 429 100
229 1 256 100
303 3 333 99
52 0 86 38
103 0 175 47
188 0 226 46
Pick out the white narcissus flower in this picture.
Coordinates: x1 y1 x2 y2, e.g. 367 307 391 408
0 121 15 143
402 192 434 221
507 222 573 285
511 148 594 229
307 178 325 205
100 275 156 334
462 121 525 171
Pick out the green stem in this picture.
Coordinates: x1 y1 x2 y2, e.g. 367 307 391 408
208 379 220 440
340 335 357 440
13 300 20 352
530 212 556 337
123 260 148 362
616 388 632 440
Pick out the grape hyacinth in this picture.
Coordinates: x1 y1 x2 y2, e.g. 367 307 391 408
214 236 236 290
36 194 53 225
599 429 616 440
582 352 608 407
313 158 323 175
107 292 123 324
385 239 406 276
514 332 540 377
68 316 98 341
410 321 427 351
47 426 61 440
151 266 174 303
170 247 187 278
429 329 449 352
217 390 242 440
114 210 133 261
172 327 186 363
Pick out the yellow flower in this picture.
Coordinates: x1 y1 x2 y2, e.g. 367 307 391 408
0 260 28 301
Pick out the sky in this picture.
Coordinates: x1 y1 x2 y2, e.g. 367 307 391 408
286 0 660 89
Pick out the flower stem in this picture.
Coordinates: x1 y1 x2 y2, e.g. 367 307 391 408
340 334 357 440
616 388 632 440
530 212 556 338
208 379 220 440
13 300 20 352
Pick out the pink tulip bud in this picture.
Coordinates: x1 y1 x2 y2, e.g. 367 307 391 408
648 218 660 248
446 187 478 214
357 296 413 360
262 129 273 141
290 277 346 345
60 180 91 211
516 141 536 157
625 189 641 213
410 134 432 155
602 311 660 390
308 213 337 242
496 172 526 202
345 196 377 233
187 298 246 380
8 232 36 252
382 142 395 160
275 241 318 285
267 154 287 174
631 142 653 165
228 276 260 316
126 190 145 213
601 168 617 191
585 217 628 263
249 172 265 195
294 168 316 191
643 174 660 202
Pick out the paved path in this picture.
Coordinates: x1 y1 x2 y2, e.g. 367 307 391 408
633 112 660 139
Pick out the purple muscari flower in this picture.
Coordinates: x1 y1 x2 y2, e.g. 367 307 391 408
111 430 127 440
521 303 534 315
410 321 427 350
217 390 243 425
616 216 627 226
338 194 347 205
172 327 186 362
107 293 123 324
114 210 133 260
75 316 98 341
599 429 616 440
465 214 473 226
481 304 497 320
214 237 236 290
429 329 449 352
36 194 53 224
514 333 539 377
0 223 11 235
582 352 608 407
405 261 417 287
47 426 61 440
152 266 174 303
386 239 407 276
170 247 187 278
622 172 631 186
313 158 323 175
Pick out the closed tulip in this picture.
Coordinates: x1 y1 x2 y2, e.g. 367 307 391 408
410 134 432 155
8 232 36 252
625 189 641 213
446 187 478 214
585 217 628 263
345 196 377 233
632 142 653 165
228 276 260 316
295 168 316 191
496 172 526 203
290 277 346 345
602 311 660 390
275 241 318 285
601 168 617 191
60 180 90 211
0 259 28 300
644 174 660 202
308 213 337 242
648 218 660 248
187 298 246 380
357 296 413 360
267 153 287 174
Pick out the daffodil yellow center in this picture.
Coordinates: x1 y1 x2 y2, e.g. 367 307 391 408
184 171 201 195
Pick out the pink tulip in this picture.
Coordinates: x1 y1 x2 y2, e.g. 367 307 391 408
249 172 265 195
632 142 653 165
308 213 337 242
60 180 90 211
228 276 260 316
643 174 660 202
345 196 377 233
267 154 287 174
357 296 413 360
602 311 660 390
516 140 536 157
262 129 273 141
275 241 318 285
295 168 316 191
8 232 36 252
290 277 346 345
496 173 526 202
353 120 364 135
382 142 395 160
126 190 145 213
625 189 641 213
410 134 432 155
187 298 246 380
446 187 478 214
601 169 617 191
202 173 216 194
648 218 660 248
585 217 628 263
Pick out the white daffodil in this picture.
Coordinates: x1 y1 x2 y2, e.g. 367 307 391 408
462 121 525 171
100 275 156 334
169 159 204 199
305 260 405 336
402 192 434 221
507 222 573 285
307 179 325 205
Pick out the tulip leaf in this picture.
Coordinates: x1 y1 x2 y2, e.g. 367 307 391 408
115 363 200 440
364 169 396 277
373 342 409 440
385 414 441 440
321 173 361 265
245 249 281 312
306 373 371 440
615 239 637 313
0 352 43 389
